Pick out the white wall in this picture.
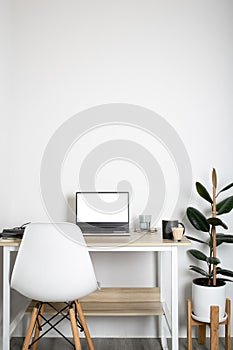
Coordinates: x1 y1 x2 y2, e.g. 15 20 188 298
0 0 12 339
0 0 12 227
1 0 233 338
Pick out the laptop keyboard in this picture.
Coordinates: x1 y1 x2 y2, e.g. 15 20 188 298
83 228 129 235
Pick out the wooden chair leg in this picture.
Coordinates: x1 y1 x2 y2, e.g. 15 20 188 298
31 303 44 350
75 300 94 350
187 299 192 350
69 305 82 350
198 324 206 345
210 305 219 350
22 305 39 350
225 298 231 350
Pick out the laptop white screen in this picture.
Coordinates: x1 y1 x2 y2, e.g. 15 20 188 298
76 192 129 224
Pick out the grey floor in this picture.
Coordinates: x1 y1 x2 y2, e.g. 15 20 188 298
11 337 231 349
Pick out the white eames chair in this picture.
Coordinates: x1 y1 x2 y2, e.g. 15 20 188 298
11 222 99 350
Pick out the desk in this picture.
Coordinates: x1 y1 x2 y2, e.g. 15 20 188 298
1 232 190 350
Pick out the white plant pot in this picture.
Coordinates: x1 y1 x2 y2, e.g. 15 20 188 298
192 278 226 322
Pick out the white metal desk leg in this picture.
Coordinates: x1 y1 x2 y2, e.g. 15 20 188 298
158 251 168 350
3 246 11 350
171 246 178 350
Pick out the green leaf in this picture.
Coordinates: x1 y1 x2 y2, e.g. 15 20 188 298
207 257 220 265
189 265 209 277
188 249 208 261
216 233 225 246
207 217 228 229
217 196 233 215
196 182 213 204
216 234 233 244
216 267 233 278
187 207 210 232
185 235 208 245
218 182 233 195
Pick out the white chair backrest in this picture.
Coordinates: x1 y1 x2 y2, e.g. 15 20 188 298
11 222 98 302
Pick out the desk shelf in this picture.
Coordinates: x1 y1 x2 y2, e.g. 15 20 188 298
27 287 164 317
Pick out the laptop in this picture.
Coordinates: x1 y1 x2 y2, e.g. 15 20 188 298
76 191 130 235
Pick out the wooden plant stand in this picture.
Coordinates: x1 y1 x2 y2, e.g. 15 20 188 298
187 299 231 350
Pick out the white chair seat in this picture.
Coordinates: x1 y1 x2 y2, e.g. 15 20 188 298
11 222 98 350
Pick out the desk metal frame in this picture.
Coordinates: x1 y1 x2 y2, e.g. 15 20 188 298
1 233 190 350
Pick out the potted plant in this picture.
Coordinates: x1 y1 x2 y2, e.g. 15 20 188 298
186 168 233 322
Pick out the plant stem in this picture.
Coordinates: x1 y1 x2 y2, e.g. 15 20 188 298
212 168 217 286
208 234 212 286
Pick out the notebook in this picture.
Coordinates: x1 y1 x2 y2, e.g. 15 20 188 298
76 192 130 235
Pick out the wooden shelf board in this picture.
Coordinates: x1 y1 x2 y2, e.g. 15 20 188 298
27 287 164 317
81 301 164 316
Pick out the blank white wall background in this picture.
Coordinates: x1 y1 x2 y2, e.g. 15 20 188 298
1 0 233 338
0 0 12 338
0 0 12 227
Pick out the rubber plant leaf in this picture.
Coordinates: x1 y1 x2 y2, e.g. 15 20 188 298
207 257 220 265
196 182 213 204
209 235 225 248
187 207 210 232
189 265 209 277
216 196 233 215
185 235 208 245
218 182 233 195
207 217 228 230
216 234 233 244
216 267 233 278
215 233 225 246
188 249 208 261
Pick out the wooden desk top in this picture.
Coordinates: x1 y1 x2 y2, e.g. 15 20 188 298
0 238 21 247
0 231 191 248
85 231 191 247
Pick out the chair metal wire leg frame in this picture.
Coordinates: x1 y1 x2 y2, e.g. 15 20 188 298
22 301 93 350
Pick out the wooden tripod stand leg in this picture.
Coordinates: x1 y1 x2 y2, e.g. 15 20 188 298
187 299 207 349
198 324 206 345
187 299 192 350
75 300 94 350
69 305 82 350
210 305 219 350
22 305 39 350
225 298 231 350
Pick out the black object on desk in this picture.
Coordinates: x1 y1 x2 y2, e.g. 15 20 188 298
0 222 30 239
